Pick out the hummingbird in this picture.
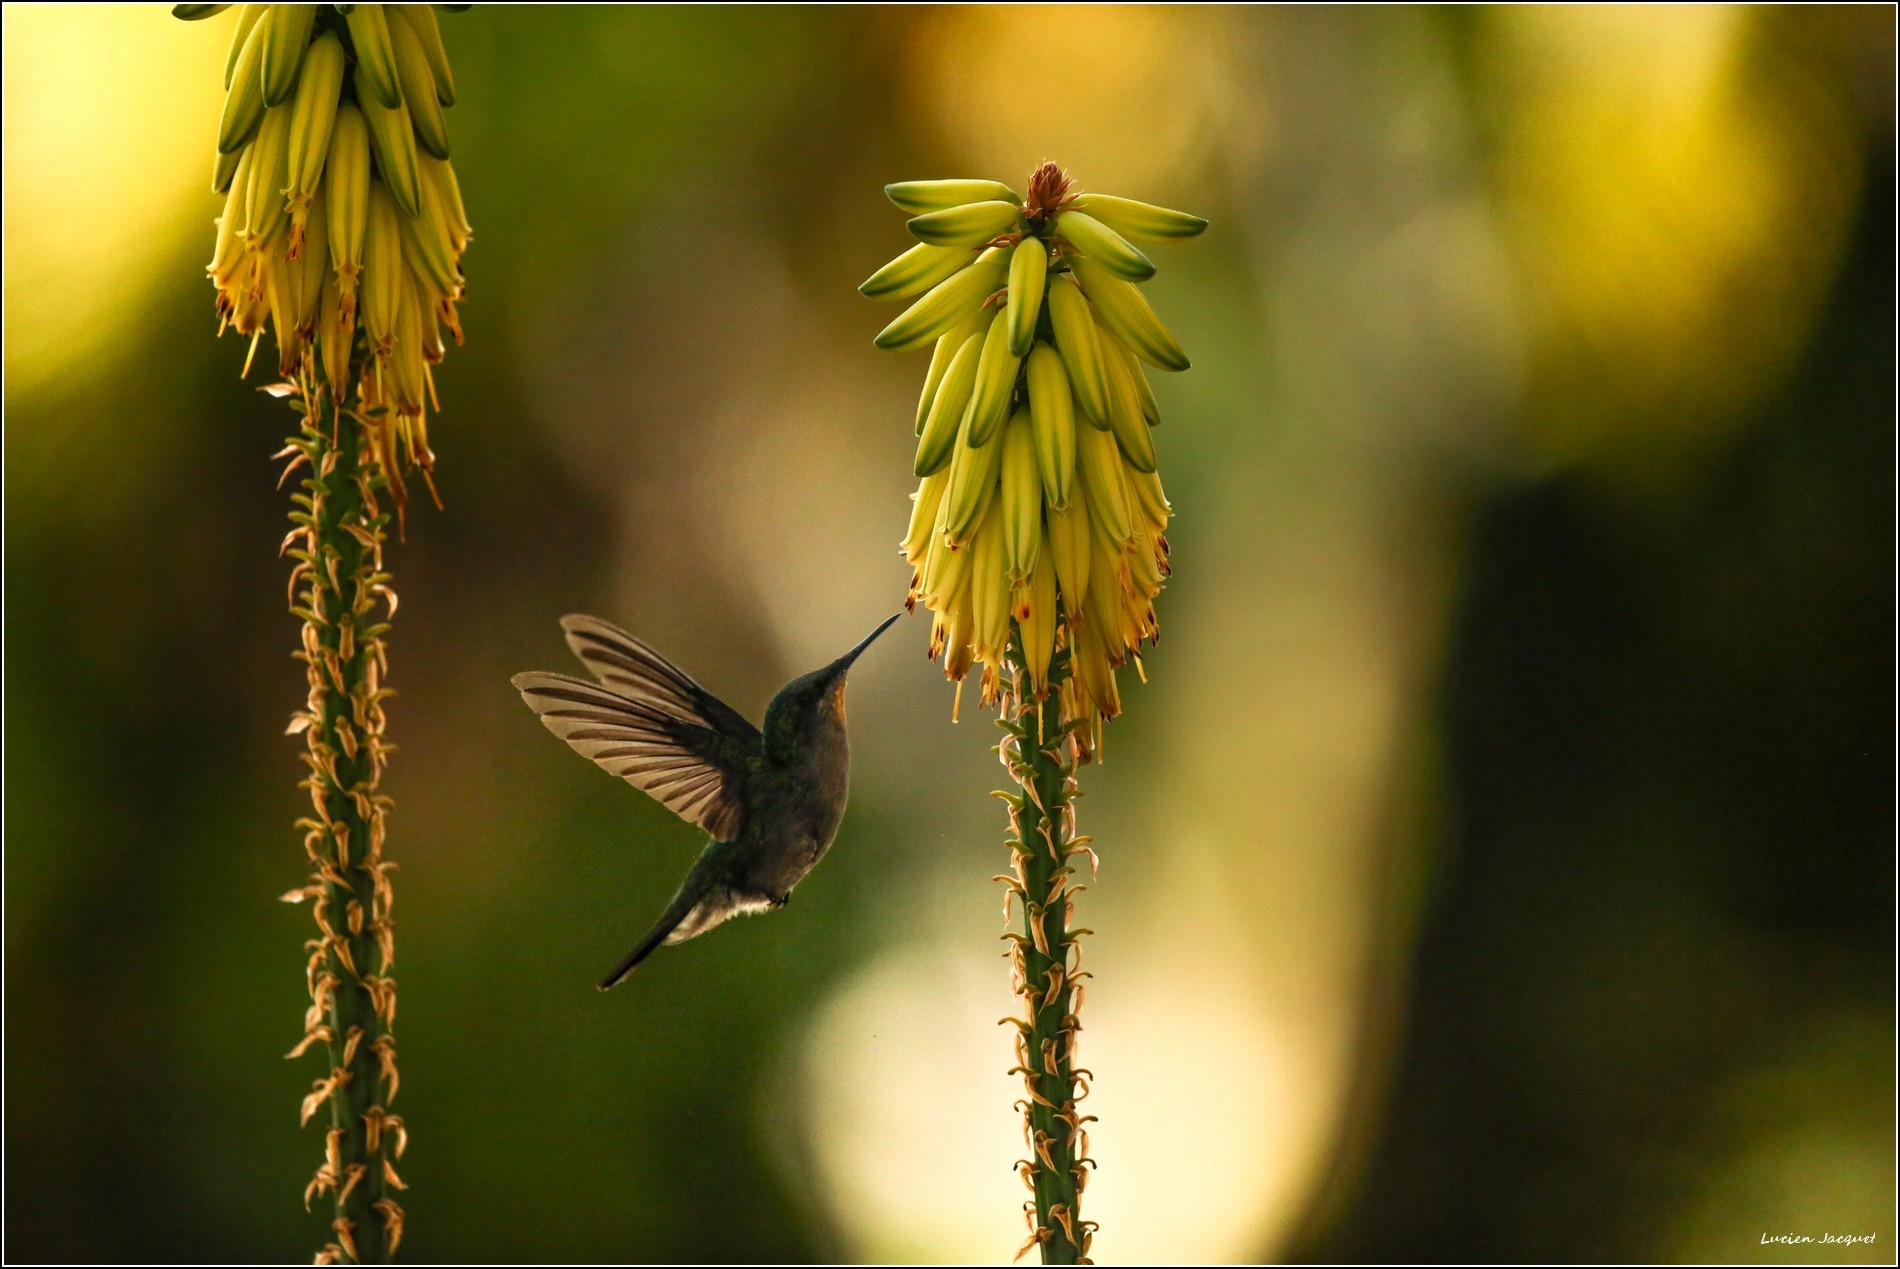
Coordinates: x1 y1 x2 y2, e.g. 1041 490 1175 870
512 610 903 989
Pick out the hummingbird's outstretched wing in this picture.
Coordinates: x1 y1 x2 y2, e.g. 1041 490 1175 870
512 671 757 841
558 614 763 749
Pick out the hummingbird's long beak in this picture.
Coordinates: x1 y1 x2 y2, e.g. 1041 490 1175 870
831 611 905 676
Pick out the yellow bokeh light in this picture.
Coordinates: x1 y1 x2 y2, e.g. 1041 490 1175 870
796 933 1294 1263
901 4 1247 202
1488 4 1863 455
3 5 225 393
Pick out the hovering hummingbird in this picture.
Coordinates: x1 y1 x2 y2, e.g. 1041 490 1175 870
512 611 903 989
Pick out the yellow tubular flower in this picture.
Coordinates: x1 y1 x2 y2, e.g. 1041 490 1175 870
193 3 472 498
867 161 1203 746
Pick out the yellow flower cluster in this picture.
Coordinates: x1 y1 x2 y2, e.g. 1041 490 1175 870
868 163 1204 755
188 3 470 490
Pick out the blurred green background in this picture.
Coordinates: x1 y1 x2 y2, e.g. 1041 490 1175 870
4 4 1893 1263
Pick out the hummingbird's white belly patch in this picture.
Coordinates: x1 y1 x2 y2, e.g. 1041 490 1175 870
663 888 776 945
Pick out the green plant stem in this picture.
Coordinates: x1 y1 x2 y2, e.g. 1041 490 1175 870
285 386 404 1264
1000 639 1095 1264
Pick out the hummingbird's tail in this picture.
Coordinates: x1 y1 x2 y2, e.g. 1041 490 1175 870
597 876 703 990
598 916 683 990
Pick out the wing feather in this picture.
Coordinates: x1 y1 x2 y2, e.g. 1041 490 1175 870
559 614 762 748
512 670 752 841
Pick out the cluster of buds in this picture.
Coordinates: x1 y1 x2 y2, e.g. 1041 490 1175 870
183 3 472 495
869 163 1204 756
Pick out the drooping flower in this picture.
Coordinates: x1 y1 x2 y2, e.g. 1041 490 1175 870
870 162 1204 757
196 2 471 502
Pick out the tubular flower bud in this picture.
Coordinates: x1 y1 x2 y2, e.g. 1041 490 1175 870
195 3 472 500
868 162 1201 754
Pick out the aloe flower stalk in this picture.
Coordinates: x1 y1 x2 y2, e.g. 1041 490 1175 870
175 3 473 1259
996 640 1097 1263
279 380 407 1265
866 162 1205 1263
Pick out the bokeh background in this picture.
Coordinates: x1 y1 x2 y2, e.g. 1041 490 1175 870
5 4 1893 1263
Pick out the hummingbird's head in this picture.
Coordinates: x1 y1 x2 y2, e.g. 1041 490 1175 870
764 612 903 759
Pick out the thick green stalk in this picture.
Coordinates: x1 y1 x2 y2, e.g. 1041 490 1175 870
999 638 1097 1265
283 381 406 1264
